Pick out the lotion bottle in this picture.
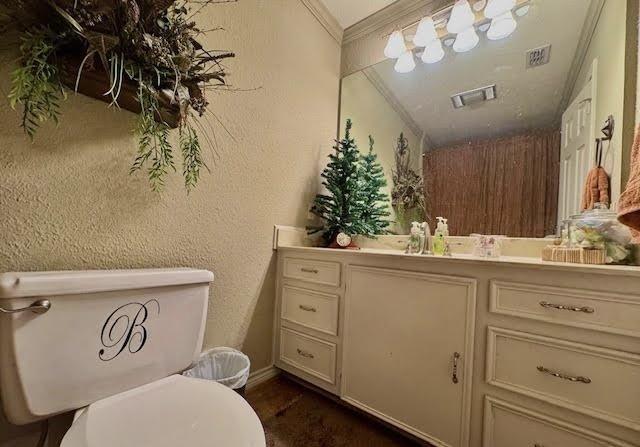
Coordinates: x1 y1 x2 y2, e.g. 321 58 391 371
432 217 447 256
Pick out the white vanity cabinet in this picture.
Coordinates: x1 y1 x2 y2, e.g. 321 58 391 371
341 266 476 447
274 246 640 447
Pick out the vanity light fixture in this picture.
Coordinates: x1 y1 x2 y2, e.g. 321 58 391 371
447 0 476 34
394 50 416 73
484 0 516 18
383 0 530 72
384 30 408 59
413 17 438 47
421 38 445 63
487 10 517 40
453 26 479 52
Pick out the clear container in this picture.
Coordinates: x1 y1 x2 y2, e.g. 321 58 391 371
568 203 633 264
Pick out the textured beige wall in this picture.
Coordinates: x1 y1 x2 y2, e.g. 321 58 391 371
340 71 421 231
570 0 627 203
0 1 340 445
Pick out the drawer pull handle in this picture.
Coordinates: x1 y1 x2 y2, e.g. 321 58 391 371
452 352 460 384
534 444 545 447
537 366 591 384
539 301 594 314
299 304 317 312
297 348 315 359
300 268 319 274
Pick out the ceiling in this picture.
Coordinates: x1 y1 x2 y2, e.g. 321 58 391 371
363 0 593 148
319 0 398 29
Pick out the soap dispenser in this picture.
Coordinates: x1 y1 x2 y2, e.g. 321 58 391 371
433 217 448 256
406 221 422 254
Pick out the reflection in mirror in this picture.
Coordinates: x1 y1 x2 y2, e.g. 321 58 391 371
340 0 629 237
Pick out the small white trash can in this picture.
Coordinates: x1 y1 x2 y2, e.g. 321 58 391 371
182 347 251 395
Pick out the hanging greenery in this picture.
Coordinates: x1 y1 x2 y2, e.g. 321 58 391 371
391 132 426 232
2 0 236 192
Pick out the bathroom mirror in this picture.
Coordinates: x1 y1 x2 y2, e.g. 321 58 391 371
340 0 635 237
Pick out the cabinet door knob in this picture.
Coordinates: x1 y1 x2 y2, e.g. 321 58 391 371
452 352 460 384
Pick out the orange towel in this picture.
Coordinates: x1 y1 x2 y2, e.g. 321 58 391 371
581 166 609 211
618 124 640 241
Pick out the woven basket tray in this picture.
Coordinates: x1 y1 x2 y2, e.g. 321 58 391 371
541 246 606 264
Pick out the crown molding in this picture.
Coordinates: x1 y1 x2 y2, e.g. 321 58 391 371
343 0 451 46
299 0 344 44
362 67 424 139
555 0 606 121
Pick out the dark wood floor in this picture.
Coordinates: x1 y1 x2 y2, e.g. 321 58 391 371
246 375 422 447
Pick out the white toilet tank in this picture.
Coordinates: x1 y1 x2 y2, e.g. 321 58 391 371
0 268 213 425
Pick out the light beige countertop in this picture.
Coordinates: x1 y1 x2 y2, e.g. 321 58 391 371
277 244 640 278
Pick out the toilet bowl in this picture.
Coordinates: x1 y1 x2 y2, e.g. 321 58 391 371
0 269 265 446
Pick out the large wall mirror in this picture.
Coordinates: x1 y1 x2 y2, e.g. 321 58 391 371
340 0 636 237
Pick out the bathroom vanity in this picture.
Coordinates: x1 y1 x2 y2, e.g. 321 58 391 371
273 231 640 447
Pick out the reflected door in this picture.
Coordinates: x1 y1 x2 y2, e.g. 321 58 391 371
558 62 597 226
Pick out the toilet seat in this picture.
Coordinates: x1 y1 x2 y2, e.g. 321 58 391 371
61 375 265 447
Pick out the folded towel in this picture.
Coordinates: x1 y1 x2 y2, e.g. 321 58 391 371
581 166 610 211
618 124 640 241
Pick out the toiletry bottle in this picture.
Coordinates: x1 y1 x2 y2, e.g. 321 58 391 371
433 217 447 256
406 222 422 254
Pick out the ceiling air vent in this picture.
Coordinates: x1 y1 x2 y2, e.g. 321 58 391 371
451 84 497 109
526 44 551 69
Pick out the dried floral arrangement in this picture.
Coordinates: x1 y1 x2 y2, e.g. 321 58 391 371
1 0 235 191
391 132 426 232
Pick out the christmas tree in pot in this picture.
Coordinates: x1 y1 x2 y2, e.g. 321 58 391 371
310 119 389 248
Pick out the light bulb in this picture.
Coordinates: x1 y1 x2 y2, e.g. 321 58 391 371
447 0 475 34
394 50 416 73
384 30 407 59
453 26 479 53
484 0 516 18
413 17 438 47
487 10 517 40
421 39 445 63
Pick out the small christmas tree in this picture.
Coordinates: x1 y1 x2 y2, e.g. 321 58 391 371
310 119 368 245
360 136 390 235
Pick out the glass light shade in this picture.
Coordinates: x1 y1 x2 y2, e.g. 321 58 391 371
487 10 517 40
484 0 516 18
413 17 438 47
421 39 445 63
394 50 416 73
515 4 530 16
384 30 407 59
447 0 476 34
453 26 479 52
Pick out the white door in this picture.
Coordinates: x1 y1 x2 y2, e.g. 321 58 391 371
558 62 597 226
341 266 476 447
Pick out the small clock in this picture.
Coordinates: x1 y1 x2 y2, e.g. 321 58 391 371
336 232 352 248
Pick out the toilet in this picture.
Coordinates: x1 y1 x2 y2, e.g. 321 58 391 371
0 269 266 446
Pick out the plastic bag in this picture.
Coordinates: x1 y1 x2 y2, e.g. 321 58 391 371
182 347 251 390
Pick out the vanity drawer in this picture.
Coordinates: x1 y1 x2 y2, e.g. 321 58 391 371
490 281 640 337
486 327 640 431
483 397 634 447
283 257 341 287
279 328 337 384
281 285 339 335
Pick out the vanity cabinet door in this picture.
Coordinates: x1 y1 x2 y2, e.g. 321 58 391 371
341 266 476 447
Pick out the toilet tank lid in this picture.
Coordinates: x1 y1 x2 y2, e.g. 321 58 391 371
0 268 214 299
